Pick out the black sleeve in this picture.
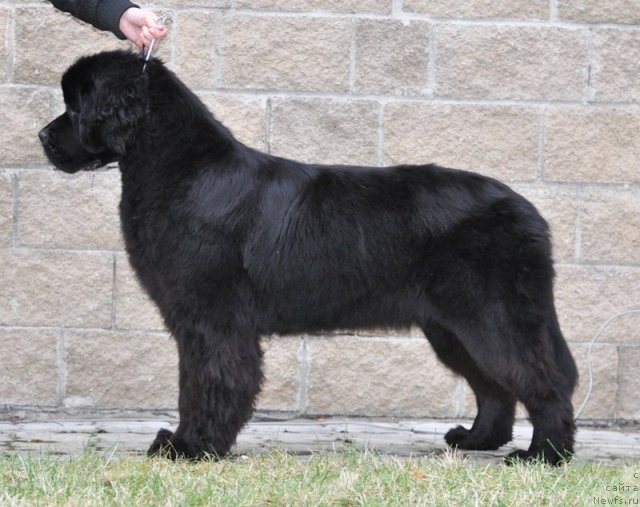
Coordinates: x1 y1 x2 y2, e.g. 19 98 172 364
49 0 139 40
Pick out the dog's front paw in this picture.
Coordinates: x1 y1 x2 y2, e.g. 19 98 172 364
445 425 511 451
147 428 178 459
444 425 473 448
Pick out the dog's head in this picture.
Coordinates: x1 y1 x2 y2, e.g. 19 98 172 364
39 50 149 173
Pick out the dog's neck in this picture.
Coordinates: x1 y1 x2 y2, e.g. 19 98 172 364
121 64 238 178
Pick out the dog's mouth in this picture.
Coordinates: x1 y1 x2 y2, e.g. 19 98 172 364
41 143 100 173
39 130 116 173
41 145 110 174
54 157 116 174
56 159 107 173
84 160 119 172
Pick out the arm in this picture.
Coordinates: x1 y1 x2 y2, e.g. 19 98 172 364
50 0 137 39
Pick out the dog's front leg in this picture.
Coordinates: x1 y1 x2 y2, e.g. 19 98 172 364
148 322 263 460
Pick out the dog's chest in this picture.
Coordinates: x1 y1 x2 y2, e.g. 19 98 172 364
117 178 182 284
118 174 244 299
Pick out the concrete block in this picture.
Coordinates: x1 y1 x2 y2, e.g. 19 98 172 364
220 16 351 92
0 88 52 166
64 330 178 409
256 336 302 412
435 25 588 101
18 170 123 250
403 0 549 19
580 186 640 264
270 98 379 165
0 329 59 406
555 266 640 344
617 346 640 420
0 250 113 328
235 0 390 13
174 10 217 88
384 103 539 181
591 30 640 103
167 0 229 7
14 7 122 86
198 92 267 151
558 1 640 24
354 19 429 96
571 343 618 420
0 8 10 82
544 107 640 183
0 173 13 247
306 336 460 417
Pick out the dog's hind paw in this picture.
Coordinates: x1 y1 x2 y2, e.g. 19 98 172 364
504 448 573 466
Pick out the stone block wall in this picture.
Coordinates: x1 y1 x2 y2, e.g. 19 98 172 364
0 1 638 422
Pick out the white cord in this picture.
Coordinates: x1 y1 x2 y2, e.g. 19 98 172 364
574 309 640 420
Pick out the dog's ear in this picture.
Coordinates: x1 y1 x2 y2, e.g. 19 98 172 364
97 74 149 155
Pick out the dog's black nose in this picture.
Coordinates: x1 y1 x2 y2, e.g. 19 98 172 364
38 128 49 145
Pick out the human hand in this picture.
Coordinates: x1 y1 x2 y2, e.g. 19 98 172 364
118 7 167 49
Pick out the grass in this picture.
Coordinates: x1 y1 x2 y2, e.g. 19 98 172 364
0 446 637 506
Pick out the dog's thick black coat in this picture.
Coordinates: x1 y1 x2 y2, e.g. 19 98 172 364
39 50 577 464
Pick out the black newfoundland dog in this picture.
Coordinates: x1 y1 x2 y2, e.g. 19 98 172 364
39 50 577 464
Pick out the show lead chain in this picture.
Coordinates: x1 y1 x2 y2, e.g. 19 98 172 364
143 12 173 72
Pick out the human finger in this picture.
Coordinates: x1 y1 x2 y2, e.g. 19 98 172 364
140 25 156 48
149 25 167 39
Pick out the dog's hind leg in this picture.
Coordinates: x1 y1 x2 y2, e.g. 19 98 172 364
422 323 516 451
148 319 263 460
434 307 577 465
504 308 577 465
